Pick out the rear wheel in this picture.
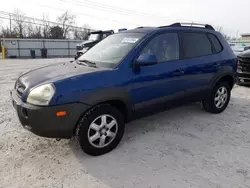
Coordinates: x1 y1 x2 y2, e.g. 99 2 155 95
76 104 125 156
202 82 231 114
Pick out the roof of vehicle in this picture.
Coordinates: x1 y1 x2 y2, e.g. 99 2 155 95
121 23 217 34
90 30 114 34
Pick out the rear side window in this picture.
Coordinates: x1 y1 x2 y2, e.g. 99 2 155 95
182 33 212 58
208 34 223 53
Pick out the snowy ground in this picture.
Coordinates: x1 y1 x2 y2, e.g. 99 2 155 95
0 59 250 188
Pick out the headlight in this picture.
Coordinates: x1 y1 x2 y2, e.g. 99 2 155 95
27 83 55 106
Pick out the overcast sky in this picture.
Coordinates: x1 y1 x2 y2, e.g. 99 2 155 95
1 0 249 37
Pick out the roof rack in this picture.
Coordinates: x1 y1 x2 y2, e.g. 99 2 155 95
159 22 215 30
135 26 155 29
136 27 145 29
90 30 114 34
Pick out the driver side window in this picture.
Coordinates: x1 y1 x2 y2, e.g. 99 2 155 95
141 33 179 62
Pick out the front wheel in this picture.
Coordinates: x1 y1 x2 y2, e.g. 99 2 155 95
202 82 231 114
76 104 125 156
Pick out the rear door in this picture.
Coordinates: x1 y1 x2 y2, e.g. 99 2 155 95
180 32 222 98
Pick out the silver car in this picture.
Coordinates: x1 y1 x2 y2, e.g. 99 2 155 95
230 44 245 56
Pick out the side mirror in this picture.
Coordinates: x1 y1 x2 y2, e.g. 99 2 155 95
136 53 157 66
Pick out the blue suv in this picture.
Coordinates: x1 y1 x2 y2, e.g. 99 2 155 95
11 23 237 156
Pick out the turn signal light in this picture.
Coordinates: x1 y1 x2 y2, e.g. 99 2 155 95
56 111 67 117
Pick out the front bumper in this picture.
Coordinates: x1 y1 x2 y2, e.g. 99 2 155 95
236 72 250 85
75 49 89 59
11 90 90 138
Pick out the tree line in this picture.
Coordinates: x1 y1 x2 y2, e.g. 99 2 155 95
0 9 92 40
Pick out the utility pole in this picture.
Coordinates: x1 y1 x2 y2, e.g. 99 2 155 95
9 13 12 34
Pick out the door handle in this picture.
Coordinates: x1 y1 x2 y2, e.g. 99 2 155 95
173 69 184 76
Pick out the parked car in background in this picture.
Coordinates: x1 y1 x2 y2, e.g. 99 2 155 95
75 30 114 59
11 23 236 156
244 46 250 51
237 49 250 85
230 44 245 56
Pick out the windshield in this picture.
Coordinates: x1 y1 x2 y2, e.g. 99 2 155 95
88 33 100 41
78 33 145 68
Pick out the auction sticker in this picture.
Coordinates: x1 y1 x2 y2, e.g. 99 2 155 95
121 38 139 43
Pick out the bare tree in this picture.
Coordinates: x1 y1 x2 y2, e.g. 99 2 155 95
12 9 26 37
82 24 92 40
216 26 231 40
27 23 34 37
0 27 12 38
27 23 42 38
0 18 3 28
73 29 81 40
34 25 42 38
26 18 36 38
74 24 91 40
57 11 76 39
42 14 51 39
216 26 223 33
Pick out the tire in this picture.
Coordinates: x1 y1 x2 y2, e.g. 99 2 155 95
76 104 125 156
202 82 231 114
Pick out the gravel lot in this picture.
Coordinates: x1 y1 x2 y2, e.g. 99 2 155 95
0 59 250 188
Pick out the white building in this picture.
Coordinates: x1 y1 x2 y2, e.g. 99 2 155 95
241 33 250 41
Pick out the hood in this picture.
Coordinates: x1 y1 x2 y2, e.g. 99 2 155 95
237 49 250 58
78 40 98 47
234 51 244 56
18 62 103 88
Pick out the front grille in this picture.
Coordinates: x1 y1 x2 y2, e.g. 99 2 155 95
237 57 250 74
16 80 26 97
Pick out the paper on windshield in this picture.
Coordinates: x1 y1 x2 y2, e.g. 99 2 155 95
121 38 139 43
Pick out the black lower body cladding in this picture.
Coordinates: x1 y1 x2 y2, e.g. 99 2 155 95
11 90 90 138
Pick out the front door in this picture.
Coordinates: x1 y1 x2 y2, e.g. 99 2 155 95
131 32 189 111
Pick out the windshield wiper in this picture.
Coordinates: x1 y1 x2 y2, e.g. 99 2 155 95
75 59 87 66
78 59 97 67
